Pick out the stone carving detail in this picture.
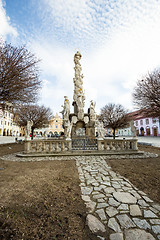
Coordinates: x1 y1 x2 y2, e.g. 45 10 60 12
73 51 85 120
96 121 105 139
130 120 137 137
61 96 70 122
90 100 96 121
61 96 71 139
65 121 72 140
76 128 86 136
25 120 33 140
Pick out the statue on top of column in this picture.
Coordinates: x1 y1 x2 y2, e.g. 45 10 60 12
73 51 85 120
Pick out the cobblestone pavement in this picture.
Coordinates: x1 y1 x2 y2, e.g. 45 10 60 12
76 156 160 240
1 153 160 239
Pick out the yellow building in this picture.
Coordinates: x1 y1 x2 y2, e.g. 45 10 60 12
34 113 64 136
20 126 25 136
48 113 64 135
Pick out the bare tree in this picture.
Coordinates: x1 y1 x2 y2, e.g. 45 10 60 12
16 104 53 139
133 70 160 116
99 103 129 139
0 41 41 105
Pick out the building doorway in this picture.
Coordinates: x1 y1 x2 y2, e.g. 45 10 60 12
140 127 144 136
153 127 158 136
146 127 150 136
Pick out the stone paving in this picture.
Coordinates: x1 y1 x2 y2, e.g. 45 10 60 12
1 153 160 239
76 156 160 240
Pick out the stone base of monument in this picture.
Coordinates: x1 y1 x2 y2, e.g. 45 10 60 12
18 137 142 158
17 150 144 158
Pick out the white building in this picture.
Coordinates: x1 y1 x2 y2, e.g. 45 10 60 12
0 103 20 136
0 108 4 136
118 110 160 137
118 127 133 137
135 117 160 137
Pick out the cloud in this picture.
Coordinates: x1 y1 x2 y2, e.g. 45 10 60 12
3 0 160 115
37 0 160 51
0 0 18 39
30 0 160 114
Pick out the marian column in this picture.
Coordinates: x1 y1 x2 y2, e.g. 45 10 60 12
73 51 85 120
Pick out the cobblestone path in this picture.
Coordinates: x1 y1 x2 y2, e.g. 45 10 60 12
76 156 160 240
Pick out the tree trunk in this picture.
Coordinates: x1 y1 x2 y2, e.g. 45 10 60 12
31 127 34 140
113 128 116 139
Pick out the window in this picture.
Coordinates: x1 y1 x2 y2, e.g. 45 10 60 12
152 118 156 123
135 121 138 126
146 119 149 124
56 125 58 128
8 122 9 126
140 120 143 125
5 121 6 125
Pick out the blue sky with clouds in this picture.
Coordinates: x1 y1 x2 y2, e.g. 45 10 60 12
1 0 160 115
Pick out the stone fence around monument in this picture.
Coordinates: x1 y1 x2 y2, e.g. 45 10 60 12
24 138 138 154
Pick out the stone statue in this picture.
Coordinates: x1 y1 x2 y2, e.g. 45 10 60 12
62 96 70 121
73 51 85 120
74 51 82 65
96 120 105 139
66 121 72 140
90 100 96 121
25 120 33 140
130 120 137 137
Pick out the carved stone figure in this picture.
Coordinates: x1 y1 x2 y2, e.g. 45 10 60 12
62 96 70 121
96 120 105 139
130 120 137 137
90 100 96 121
66 121 72 140
25 120 33 140
73 51 85 119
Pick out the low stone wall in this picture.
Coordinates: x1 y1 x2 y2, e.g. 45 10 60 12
24 138 138 154
24 139 72 153
97 138 138 151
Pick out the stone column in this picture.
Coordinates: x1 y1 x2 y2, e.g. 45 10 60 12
55 142 59 152
61 141 65 151
132 139 138 150
43 141 46 152
66 139 72 151
25 141 30 153
49 142 52 152
97 139 102 151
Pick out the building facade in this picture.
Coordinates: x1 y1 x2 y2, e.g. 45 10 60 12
135 117 160 136
48 113 64 135
118 110 160 137
34 113 64 136
0 103 20 136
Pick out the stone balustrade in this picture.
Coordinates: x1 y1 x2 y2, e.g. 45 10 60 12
97 138 138 151
24 139 72 154
24 138 138 154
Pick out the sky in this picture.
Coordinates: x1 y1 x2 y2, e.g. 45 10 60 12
0 0 160 116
